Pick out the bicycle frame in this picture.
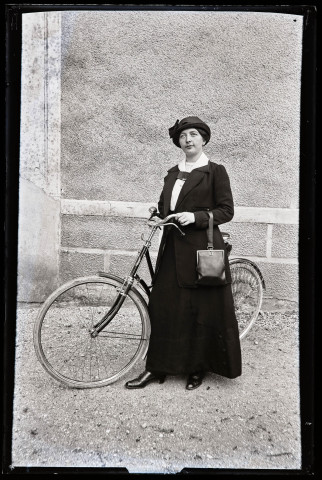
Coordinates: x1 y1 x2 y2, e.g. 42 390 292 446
90 222 161 337
90 214 265 337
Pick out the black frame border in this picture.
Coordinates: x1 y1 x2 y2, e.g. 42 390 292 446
3 3 317 476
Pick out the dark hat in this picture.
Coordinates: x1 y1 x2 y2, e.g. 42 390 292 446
168 116 211 148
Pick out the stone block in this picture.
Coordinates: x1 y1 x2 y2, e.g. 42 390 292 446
271 224 298 258
255 261 298 302
108 252 157 285
61 215 160 251
223 222 267 257
60 251 104 283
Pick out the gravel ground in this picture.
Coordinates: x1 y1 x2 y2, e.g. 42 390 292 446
11 305 301 474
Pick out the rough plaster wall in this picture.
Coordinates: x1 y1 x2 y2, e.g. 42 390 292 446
61 11 302 209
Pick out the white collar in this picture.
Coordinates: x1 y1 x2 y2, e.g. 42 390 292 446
178 152 209 172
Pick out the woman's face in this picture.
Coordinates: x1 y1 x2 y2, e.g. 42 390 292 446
178 128 205 157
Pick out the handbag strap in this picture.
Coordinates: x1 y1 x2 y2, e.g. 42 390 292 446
207 211 214 249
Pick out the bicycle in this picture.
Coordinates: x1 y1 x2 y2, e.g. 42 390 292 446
33 207 265 389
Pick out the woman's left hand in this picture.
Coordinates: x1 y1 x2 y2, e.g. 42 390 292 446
176 212 195 226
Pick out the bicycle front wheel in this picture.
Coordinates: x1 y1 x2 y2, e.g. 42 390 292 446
33 275 150 388
230 259 264 339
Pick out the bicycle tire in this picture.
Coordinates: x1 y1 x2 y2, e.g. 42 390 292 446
33 275 150 388
229 259 264 339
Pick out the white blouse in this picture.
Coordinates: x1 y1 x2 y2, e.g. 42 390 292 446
170 153 209 211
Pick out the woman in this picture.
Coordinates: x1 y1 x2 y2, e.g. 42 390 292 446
125 116 242 390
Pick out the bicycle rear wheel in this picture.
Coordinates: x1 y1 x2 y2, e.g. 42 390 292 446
230 259 264 339
33 275 150 388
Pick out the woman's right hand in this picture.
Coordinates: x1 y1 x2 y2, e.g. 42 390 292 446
176 212 195 226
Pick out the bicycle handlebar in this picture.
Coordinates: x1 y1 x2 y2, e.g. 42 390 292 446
149 213 178 224
147 212 185 236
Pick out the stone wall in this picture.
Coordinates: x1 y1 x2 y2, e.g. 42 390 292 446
18 12 61 302
18 10 303 305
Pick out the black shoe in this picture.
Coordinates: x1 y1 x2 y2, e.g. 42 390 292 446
186 372 204 390
125 371 166 389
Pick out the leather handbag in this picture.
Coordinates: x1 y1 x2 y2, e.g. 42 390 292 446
196 211 226 286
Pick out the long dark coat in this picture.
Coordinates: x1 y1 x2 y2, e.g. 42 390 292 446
153 161 234 287
146 160 242 378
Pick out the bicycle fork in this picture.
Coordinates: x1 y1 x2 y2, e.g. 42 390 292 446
89 277 134 337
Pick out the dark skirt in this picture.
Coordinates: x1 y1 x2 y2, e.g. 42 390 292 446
145 231 242 378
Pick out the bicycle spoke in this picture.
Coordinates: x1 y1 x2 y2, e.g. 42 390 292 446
95 336 111 379
230 262 263 339
85 283 98 328
79 286 96 329
46 329 89 373
98 331 142 340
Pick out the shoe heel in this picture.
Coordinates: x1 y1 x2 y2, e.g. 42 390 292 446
158 376 166 384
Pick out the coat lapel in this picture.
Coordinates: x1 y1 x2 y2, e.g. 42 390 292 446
175 163 210 209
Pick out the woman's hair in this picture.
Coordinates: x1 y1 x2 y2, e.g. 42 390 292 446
194 128 210 145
